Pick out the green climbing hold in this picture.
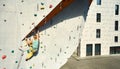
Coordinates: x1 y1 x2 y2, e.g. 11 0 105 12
41 2 44 5
41 46 43 48
15 61 18 63
29 66 32 69
11 50 14 53
34 14 37 17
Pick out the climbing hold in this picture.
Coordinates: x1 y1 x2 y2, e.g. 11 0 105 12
22 24 24 26
11 50 14 53
60 48 62 53
42 51 44 53
32 23 35 25
41 2 44 5
50 57 52 60
40 7 44 10
34 14 37 17
20 46 22 48
2 55 7 60
3 67 6 69
21 0 24 2
15 61 18 63
33 64 35 67
3 4 5 6
40 42 43 44
73 37 76 39
64 52 67 54
29 66 32 69
41 46 43 48
66 46 69 49
43 15 45 17
49 4 53 8
57 54 59 56
69 36 71 40
20 12 22 14
53 26 56 28
4 20 7 22
47 34 50 36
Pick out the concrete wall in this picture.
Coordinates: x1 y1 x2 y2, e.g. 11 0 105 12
81 0 120 57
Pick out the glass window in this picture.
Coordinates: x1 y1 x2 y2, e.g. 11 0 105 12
114 36 118 42
97 0 101 5
115 5 119 15
96 29 101 38
96 13 101 22
110 46 120 54
86 44 93 56
95 44 101 55
115 21 118 31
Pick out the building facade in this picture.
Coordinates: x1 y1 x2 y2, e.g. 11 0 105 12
81 0 120 57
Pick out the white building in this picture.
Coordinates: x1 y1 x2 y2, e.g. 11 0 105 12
81 0 120 57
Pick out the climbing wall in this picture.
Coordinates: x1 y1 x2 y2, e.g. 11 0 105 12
0 0 21 69
20 0 89 69
19 0 62 39
0 0 89 69
0 0 61 69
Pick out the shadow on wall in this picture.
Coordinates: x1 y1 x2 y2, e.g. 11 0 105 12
38 0 89 32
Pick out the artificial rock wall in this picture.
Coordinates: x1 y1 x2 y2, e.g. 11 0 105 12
0 0 89 69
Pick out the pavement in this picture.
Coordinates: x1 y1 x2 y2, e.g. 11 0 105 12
60 55 120 69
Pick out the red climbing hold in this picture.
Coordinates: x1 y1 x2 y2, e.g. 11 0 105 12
3 67 6 69
49 5 53 8
2 55 7 60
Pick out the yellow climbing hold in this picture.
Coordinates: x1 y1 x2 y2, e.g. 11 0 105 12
40 6 44 10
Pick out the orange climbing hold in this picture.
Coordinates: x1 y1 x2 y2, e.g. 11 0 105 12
2 55 7 60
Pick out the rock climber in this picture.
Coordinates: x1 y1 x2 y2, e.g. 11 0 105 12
25 31 39 61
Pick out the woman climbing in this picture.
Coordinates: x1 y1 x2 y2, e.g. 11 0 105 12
25 31 39 61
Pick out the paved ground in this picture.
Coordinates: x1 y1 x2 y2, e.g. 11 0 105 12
60 55 120 69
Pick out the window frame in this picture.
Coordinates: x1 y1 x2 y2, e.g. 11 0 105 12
96 29 101 38
96 13 101 22
115 5 119 15
114 36 118 42
97 0 101 5
115 21 119 31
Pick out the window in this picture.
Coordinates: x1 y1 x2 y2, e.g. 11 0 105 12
97 0 101 5
110 46 120 54
95 44 101 55
96 13 101 22
86 44 93 56
115 21 119 31
114 36 118 42
115 5 119 15
96 29 101 38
